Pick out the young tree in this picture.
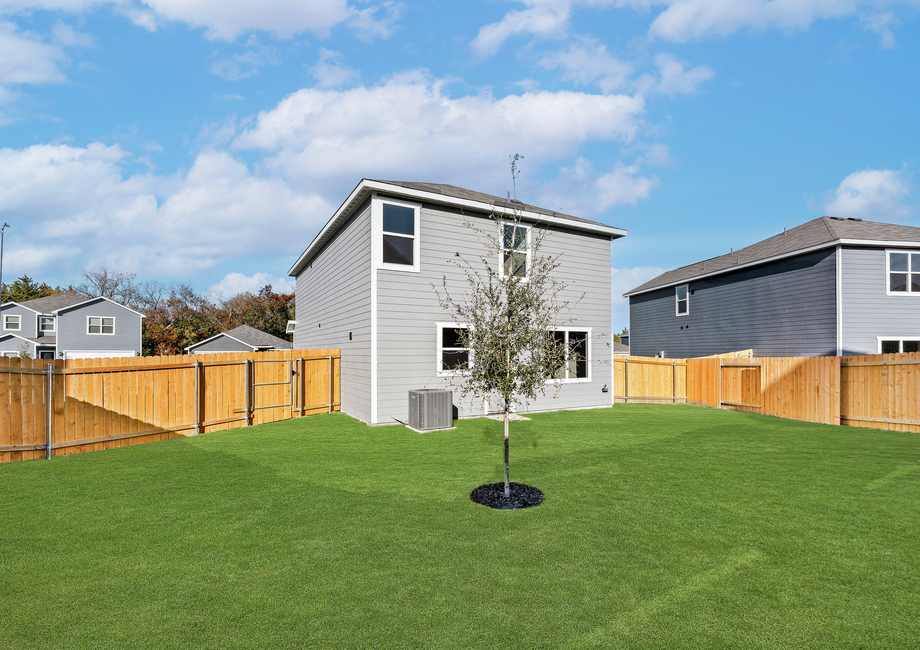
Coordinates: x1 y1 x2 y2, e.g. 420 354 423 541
435 201 581 500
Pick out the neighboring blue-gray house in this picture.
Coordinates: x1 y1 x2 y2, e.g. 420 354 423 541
288 179 627 425
0 291 143 360
186 324 293 354
625 216 920 358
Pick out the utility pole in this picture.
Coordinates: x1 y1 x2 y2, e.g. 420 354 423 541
0 223 9 323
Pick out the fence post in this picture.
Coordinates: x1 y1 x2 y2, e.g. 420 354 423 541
194 359 201 435
46 363 53 460
328 355 333 413
244 359 251 427
624 358 629 404
298 357 305 417
672 360 677 404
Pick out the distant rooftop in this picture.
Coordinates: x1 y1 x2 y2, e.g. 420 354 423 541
625 216 920 297
17 291 90 313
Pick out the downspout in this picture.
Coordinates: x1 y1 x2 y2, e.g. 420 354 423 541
836 245 843 356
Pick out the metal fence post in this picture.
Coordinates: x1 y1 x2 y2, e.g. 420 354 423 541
673 360 677 404
298 357 305 417
624 358 629 404
244 359 251 426
328 355 333 413
194 359 201 435
46 363 53 460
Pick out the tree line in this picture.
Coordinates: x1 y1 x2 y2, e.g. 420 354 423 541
1 270 294 356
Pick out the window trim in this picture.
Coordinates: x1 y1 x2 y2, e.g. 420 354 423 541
39 316 55 333
498 220 531 281
3 351 19 358
548 327 592 383
4 314 21 331
87 316 116 335
373 196 421 273
436 322 471 377
675 284 689 317
885 249 920 296
877 336 920 354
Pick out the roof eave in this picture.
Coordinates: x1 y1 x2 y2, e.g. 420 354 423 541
288 179 627 277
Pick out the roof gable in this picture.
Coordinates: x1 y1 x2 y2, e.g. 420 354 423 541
186 325 292 352
18 291 89 314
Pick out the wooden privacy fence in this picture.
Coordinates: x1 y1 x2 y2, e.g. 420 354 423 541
613 356 687 404
0 349 340 463
840 352 920 433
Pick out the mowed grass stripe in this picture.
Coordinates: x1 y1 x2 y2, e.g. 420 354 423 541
1 405 918 649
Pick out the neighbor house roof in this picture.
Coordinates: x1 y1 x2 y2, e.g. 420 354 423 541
613 341 630 355
18 291 88 313
625 216 920 297
289 178 628 276
186 325 292 353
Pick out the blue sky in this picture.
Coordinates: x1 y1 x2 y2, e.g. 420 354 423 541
0 0 918 332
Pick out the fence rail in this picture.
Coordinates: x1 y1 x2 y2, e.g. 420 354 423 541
0 349 340 463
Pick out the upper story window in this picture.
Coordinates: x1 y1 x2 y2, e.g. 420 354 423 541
4 315 20 331
374 199 420 272
88 316 115 335
552 329 589 381
39 316 55 332
501 222 530 279
437 324 470 375
887 251 920 294
676 284 689 316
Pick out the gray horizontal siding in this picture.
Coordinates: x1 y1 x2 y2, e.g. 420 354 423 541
0 305 38 339
0 336 34 356
294 202 373 423
375 205 613 424
56 300 142 356
841 246 920 355
629 248 837 358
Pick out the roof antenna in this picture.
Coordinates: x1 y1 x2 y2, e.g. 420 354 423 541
783 227 786 234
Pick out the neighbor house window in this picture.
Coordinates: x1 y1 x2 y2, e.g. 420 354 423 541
39 316 55 332
501 222 530 279
878 338 920 354
437 324 470 375
4 315 20 331
87 317 115 335
3 352 18 358
676 284 689 316
887 251 920 294
553 329 589 381
379 200 419 269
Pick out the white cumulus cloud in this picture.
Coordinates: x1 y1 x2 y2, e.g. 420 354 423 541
234 71 646 193
823 167 914 220
209 272 295 297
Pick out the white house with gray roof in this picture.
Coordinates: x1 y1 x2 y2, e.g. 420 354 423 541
186 324 292 354
289 179 627 425
0 291 143 360
625 216 920 358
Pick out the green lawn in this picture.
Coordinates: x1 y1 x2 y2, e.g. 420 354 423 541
1 405 919 649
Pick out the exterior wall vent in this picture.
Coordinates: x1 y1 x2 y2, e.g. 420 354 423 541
408 389 453 431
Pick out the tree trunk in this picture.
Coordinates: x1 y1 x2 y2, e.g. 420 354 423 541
504 402 510 498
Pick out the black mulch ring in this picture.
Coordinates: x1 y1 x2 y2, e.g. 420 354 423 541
470 482 544 510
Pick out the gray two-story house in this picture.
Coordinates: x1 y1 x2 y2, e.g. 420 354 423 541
0 291 143 360
625 216 920 358
289 179 627 425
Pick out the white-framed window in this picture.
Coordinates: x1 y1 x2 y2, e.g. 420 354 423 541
87 316 115 335
4 314 20 331
437 323 471 376
3 351 19 358
675 284 689 316
373 197 421 272
886 250 920 295
552 328 591 381
39 316 55 332
500 221 530 279
877 337 920 354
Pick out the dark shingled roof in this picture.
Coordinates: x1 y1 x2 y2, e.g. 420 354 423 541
18 291 93 313
626 216 920 296
372 180 611 229
29 336 56 345
221 325 292 350
613 341 630 354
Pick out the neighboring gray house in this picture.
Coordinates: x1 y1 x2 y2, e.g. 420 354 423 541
186 324 293 354
289 179 627 425
625 216 920 358
0 291 143 360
